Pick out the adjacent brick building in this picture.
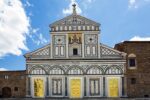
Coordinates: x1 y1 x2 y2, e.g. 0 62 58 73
0 70 26 98
115 41 150 98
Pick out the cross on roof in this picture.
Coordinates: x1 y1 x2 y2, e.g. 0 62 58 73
72 3 76 15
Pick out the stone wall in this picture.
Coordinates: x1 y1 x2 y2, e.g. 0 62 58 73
115 41 150 98
0 70 26 98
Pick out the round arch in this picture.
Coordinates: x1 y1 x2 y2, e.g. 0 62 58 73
86 65 104 75
67 65 84 75
105 65 123 75
49 65 65 75
2 87 11 98
29 65 47 75
128 53 136 57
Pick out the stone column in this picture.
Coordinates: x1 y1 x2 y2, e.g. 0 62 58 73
121 77 124 96
65 77 68 96
50 34 53 58
103 76 106 97
98 32 101 58
84 77 86 97
66 34 69 58
46 76 49 97
82 33 85 58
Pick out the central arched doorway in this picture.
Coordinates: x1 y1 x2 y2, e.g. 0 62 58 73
2 87 11 98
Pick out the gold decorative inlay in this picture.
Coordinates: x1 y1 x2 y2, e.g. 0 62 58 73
108 78 119 97
70 79 81 98
68 33 82 44
34 78 44 97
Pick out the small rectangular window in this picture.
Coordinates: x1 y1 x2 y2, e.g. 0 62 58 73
89 79 100 96
73 48 78 55
55 47 59 55
60 26 63 30
65 26 67 30
60 46 64 55
92 46 96 55
129 58 136 67
96 27 99 30
69 26 71 30
52 79 62 95
87 46 90 55
131 78 136 84
55 26 58 31
78 26 81 30
92 26 95 30
83 26 85 30
87 26 90 30
14 87 18 91
4 75 9 79
73 26 77 30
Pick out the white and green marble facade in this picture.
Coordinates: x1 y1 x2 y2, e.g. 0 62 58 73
24 4 126 98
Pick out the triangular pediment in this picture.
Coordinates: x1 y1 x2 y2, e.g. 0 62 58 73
24 44 51 59
50 14 100 27
100 44 126 59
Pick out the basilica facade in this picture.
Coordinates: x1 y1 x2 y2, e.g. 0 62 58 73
24 4 126 98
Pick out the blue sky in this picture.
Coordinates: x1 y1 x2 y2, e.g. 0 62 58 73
0 0 150 70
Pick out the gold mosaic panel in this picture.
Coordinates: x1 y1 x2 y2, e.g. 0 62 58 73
108 78 119 97
68 33 82 44
34 78 44 97
70 79 81 98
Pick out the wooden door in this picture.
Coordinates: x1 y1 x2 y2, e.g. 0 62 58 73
2 87 11 98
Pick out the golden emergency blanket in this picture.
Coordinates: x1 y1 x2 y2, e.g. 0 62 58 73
34 79 44 97
70 79 81 98
109 78 119 97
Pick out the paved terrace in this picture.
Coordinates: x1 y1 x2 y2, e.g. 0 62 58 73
0 98 150 100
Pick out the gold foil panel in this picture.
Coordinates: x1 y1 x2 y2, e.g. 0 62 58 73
70 79 81 98
109 78 119 97
68 33 82 44
34 78 44 97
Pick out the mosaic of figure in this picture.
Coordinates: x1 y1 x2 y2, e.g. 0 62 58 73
68 33 82 44
34 79 44 97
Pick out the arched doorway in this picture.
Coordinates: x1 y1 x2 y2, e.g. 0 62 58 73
2 87 11 98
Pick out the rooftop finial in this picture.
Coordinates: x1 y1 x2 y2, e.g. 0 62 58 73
72 3 76 15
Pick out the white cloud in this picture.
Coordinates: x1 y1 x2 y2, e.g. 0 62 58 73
34 33 48 46
128 0 137 9
63 0 82 15
32 28 39 34
82 0 95 10
0 67 8 71
24 0 33 7
0 0 30 57
130 36 150 41
29 28 48 46
87 0 93 3
128 0 150 9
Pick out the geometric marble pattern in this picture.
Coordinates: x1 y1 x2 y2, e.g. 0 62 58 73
100 44 124 59
101 46 120 56
50 14 100 32
28 64 124 75
24 4 126 98
34 47 50 56
105 66 123 74
87 67 103 74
